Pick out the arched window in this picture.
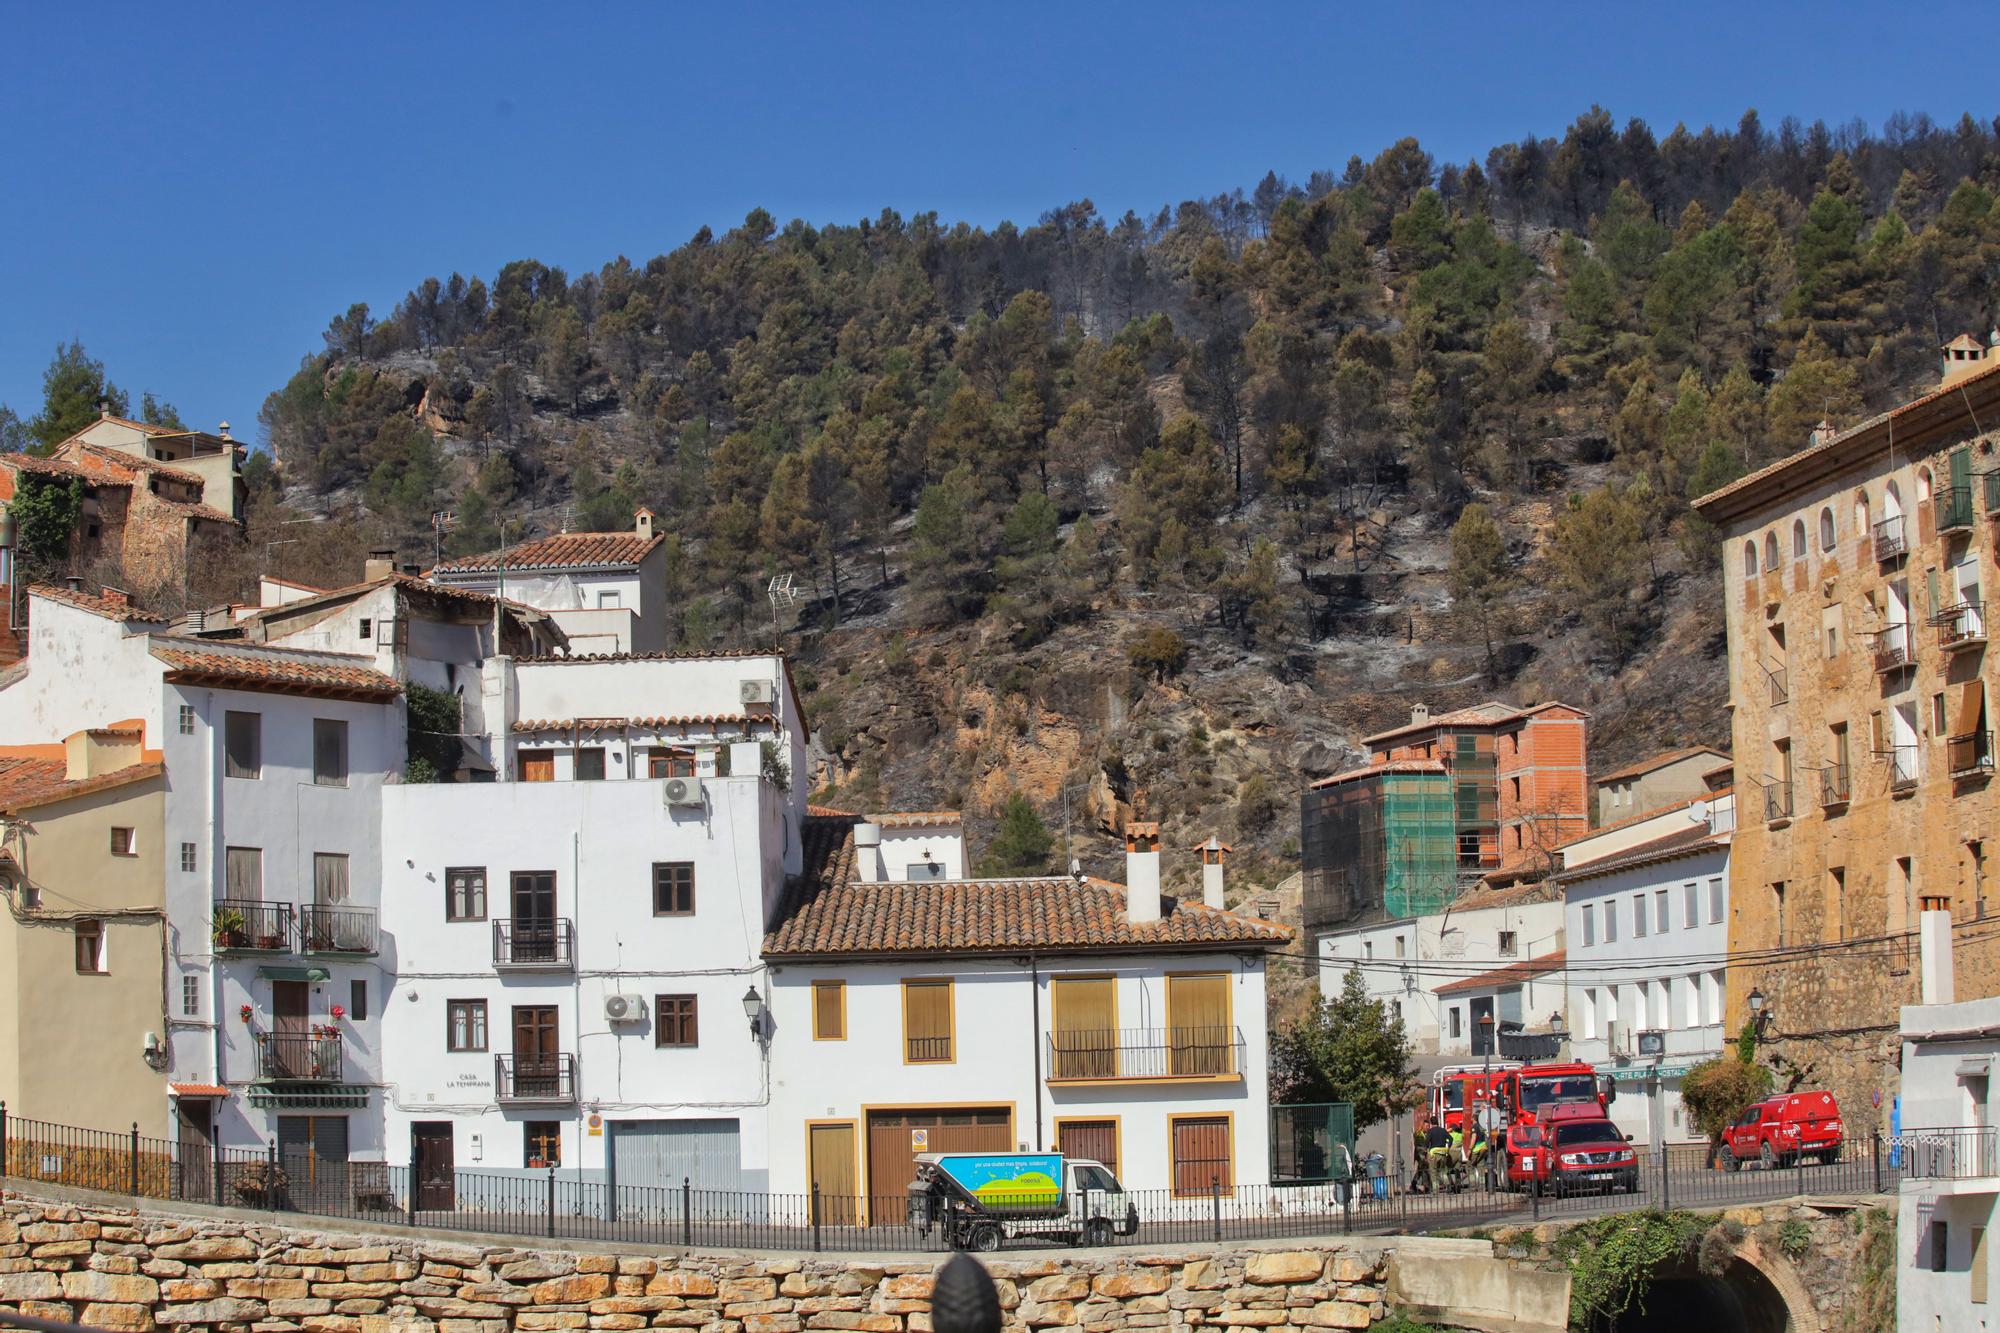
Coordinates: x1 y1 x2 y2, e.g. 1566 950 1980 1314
1743 541 1759 578
1764 532 1780 569
1918 467 1933 503
1819 507 1836 552
1885 480 1904 520
1855 490 1871 536
1792 518 1807 560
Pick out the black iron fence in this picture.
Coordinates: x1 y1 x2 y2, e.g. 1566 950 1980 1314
1046 1027 1245 1081
0 1103 1914 1254
493 917 574 968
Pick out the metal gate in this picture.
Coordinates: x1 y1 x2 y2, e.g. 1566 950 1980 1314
608 1117 748 1209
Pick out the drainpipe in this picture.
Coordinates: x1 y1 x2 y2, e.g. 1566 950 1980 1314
572 828 585 1180
1030 953 1043 1151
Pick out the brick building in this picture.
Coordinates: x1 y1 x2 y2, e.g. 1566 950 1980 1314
1692 334 2000 1128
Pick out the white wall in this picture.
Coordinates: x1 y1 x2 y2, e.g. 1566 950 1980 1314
766 952 1271 1197
1898 997 2000 1331
864 824 967 881
0 599 165 744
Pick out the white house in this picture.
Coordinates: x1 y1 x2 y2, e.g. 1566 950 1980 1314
1896 908 2000 1330
428 511 667 655
762 819 1289 1207
1559 792 1733 1145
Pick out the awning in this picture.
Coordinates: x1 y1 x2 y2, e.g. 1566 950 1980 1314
167 1082 229 1099
246 1085 369 1109
1957 1058 1991 1079
255 965 330 982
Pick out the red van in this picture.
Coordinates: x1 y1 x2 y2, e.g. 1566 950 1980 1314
1505 1102 1639 1194
1719 1091 1844 1170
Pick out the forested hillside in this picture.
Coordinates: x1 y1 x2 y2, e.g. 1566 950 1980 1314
231 107 2000 907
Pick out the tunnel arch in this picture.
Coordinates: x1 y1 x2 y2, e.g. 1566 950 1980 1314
1580 1237 1820 1333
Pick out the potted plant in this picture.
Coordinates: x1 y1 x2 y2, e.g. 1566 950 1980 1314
212 906 247 949
239 1004 254 1025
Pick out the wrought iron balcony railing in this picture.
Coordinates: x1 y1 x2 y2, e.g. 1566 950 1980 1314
1949 731 1995 779
254 1031 342 1082
1895 1126 2000 1180
492 918 575 970
1819 763 1851 808
1046 1026 1246 1081
298 904 377 955
1934 600 1987 651
1873 624 1912 673
1761 779 1794 823
494 1053 577 1103
1873 515 1907 561
1886 745 1920 790
213 900 294 952
1937 485 1975 533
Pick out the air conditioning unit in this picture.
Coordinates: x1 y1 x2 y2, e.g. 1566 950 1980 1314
740 679 776 705
604 994 647 1023
662 775 704 808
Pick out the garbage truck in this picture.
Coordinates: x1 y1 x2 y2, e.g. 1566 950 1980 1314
907 1151 1139 1251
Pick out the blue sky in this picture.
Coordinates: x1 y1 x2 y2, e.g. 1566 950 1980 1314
0 2 1992 440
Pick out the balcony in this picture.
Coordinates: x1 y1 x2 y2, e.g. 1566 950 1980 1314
1872 624 1912 674
298 904 377 955
1896 1126 2000 1182
1949 731 1995 780
254 1031 342 1082
492 918 574 970
1766 666 1789 707
906 1035 954 1063
1936 485 1975 534
494 1053 577 1103
1986 470 2000 518
1761 778 1794 824
1819 764 1851 808
1886 745 1920 792
1934 601 1987 652
1873 515 1908 562
213 900 294 953
1045 1026 1247 1082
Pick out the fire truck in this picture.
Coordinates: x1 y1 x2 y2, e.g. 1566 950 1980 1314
1425 1063 1521 1134
1490 1060 1617 1191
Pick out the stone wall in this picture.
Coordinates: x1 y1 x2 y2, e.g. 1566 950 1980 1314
0 1192 1420 1333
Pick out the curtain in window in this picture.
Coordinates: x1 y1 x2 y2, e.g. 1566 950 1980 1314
1167 974 1231 1075
1050 977 1116 1078
313 854 350 905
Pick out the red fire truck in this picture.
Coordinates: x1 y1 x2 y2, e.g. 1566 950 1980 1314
1426 1063 1521 1134
1491 1061 1616 1190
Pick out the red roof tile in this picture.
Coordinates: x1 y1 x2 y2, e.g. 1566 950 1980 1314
1435 950 1567 997
511 714 769 733
28 583 168 623
430 530 663 575
148 638 401 699
1363 700 1588 747
167 1083 229 1098
0 452 118 484
0 756 164 814
1592 745 1730 786
72 443 206 488
869 811 963 828
763 817 1290 958
1308 759 1447 790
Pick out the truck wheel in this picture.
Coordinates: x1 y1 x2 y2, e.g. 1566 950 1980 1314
968 1223 1001 1253
1759 1142 1777 1171
1719 1145 1740 1172
1084 1220 1113 1248
1818 1145 1842 1166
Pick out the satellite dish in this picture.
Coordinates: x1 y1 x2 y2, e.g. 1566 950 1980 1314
1688 799 1709 825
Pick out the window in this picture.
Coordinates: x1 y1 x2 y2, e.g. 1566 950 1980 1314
1632 893 1648 939
1773 881 1788 947
1743 541 1759 578
110 826 136 857
1051 976 1117 1078
179 841 196 872
903 979 954 1063
1792 518 1806 561
596 589 622 609
446 1000 488 1052
1509 776 1521 802
574 748 606 781
1170 1114 1233 1196
1708 877 1724 925
1854 491 1870 538
1393 934 1405 958
446 867 487 921
1580 988 1596 1041
178 704 195 735
1974 842 1988 919
182 975 200 1016
1935 692 1948 735
1684 975 1701 1028
1683 882 1699 929
1705 971 1723 1025
1497 930 1517 956
1829 867 1847 942
225 847 262 901
350 979 368 1022
224 711 261 779
1930 1221 1949 1274
359 618 372 639
1919 467 1934 504
313 853 350 906
1363 940 1373 960
74 920 104 973
1448 1008 1462 1039
1763 532 1779 569
1581 904 1595 947
1819 507 1836 552
313 719 348 787
654 994 698 1048
1604 902 1618 943
518 750 554 782
652 862 695 916
648 747 695 778
524 1121 561 1169
1166 973 1231 1074
812 980 846 1040
1654 889 1670 933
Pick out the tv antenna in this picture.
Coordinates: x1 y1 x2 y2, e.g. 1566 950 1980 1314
766 573 798 647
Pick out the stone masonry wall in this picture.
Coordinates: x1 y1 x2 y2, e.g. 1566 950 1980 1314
0 1193 1395 1333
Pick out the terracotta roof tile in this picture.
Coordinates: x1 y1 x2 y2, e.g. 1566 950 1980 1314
1592 745 1730 787
431 530 663 575
72 443 206 488
808 804 858 817
0 756 164 814
763 817 1291 958
1554 824 1724 884
1435 950 1566 997
148 637 401 699
868 811 962 828
28 584 168 623
167 1083 229 1098
511 713 768 733
1308 759 1447 790
0 452 118 483
1362 700 1588 748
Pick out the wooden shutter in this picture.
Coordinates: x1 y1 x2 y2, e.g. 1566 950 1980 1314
225 847 262 901
812 981 845 1040
1171 1116 1232 1196
1057 1120 1118 1176
518 750 554 783
1051 977 1116 1079
1167 974 1231 1076
808 1124 858 1225
903 980 952 1062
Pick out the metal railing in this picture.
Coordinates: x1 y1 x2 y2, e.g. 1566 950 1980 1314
905 1035 953 1063
492 917 575 969
1937 485 1975 533
1767 666 1789 707
1762 778 1794 823
1819 763 1851 807
1886 745 1920 790
1986 470 2000 516
253 1032 342 1082
212 899 294 952
494 1053 578 1102
299 904 378 955
1872 624 1912 673
1949 731 1995 779
1935 600 1987 649
1874 515 1907 561
0 1101 1902 1253
1895 1126 2000 1179
1046 1026 1246 1081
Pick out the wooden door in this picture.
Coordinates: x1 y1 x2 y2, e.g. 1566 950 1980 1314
865 1108 1009 1222
518 750 554 782
1166 974 1230 1075
1050 977 1115 1079
807 1124 858 1225
272 980 309 1078
412 1123 455 1211
177 1102 214 1202
513 1005 559 1096
1171 1116 1232 1196
511 872 556 962
1056 1119 1118 1177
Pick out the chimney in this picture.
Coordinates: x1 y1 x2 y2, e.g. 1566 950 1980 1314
1919 896 1956 1005
852 822 883 883
1124 822 1161 925
364 548 396 581
400 562 421 577
635 507 656 541
1809 418 1835 447
1411 703 1430 726
65 576 84 593
1194 835 1231 910
98 398 110 420
217 421 231 441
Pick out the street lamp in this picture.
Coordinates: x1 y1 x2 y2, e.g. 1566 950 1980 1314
741 987 765 1041
1747 986 1771 1041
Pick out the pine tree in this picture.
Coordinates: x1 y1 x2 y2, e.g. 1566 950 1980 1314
30 340 127 451
1449 503 1513 677
981 791 1053 877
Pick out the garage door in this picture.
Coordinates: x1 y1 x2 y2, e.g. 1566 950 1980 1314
865 1108 1010 1220
608 1118 746 1200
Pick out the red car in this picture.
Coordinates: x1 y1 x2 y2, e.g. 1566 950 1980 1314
1504 1102 1639 1195
1719 1091 1844 1170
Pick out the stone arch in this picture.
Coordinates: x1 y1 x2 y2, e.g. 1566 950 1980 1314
1582 1235 1822 1333
1703 1236 1822 1333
